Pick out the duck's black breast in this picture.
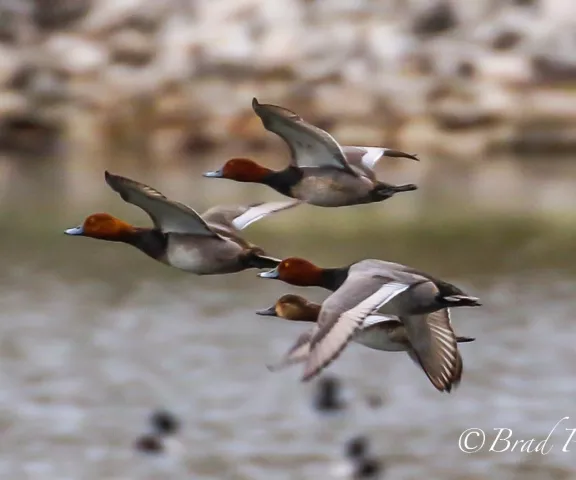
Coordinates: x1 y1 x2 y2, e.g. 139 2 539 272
131 229 168 260
262 166 303 198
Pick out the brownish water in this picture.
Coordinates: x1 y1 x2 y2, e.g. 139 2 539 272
1 150 576 479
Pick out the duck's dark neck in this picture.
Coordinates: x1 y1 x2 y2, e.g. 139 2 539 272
261 166 303 197
119 228 168 260
320 266 350 292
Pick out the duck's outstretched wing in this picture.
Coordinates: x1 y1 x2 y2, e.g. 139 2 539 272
105 171 220 237
302 277 412 382
252 98 357 175
403 308 462 393
267 326 318 372
202 199 300 232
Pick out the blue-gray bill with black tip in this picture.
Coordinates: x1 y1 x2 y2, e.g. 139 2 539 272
255 305 278 316
258 267 280 279
202 170 223 178
64 226 84 235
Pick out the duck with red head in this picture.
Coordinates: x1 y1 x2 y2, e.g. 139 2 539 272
203 158 276 183
203 98 419 208
65 212 167 260
66 213 135 240
258 257 480 390
258 257 349 291
64 171 300 275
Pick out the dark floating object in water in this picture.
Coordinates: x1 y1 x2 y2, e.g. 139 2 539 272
134 434 164 455
313 375 346 413
150 409 181 436
364 393 384 410
344 435 384 479
346 436 369 460
356 457 383 479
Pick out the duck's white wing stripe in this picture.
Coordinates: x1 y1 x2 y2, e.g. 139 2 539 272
231 200 301 230
352 146 385 171
302 282 411 381
360 313 397 328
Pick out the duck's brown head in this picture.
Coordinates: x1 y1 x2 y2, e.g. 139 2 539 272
256 294 320 322
203 158 272 183
64 213 135 240
258 257 324 287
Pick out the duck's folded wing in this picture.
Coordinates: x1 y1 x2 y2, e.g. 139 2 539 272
302 280 412 381
203 200 300 232
267 326 317 372
105 171 220 237
252 98 357 175
402 309 462 393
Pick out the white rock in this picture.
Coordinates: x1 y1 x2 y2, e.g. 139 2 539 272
0 44 21 87
195 0 261 24
365 23 415 69
200 23 255 63
0 90 28 117
156 16 199 80
476 52 533 84
529 89 576 122
259 0 304 25
108 29 157 66
257 28 302 66
43 34 108 76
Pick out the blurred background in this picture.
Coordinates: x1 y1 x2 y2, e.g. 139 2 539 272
1 0 576 478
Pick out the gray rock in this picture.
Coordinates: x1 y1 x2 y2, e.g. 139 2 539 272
108 29 157 67
32 0 91 31
412 2 457 38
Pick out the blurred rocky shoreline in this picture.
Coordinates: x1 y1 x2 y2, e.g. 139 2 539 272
0 0 575 161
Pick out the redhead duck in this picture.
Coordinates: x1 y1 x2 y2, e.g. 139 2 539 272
257 294 475 392
203 98 419 207
64 171 299 275
259 258 480 389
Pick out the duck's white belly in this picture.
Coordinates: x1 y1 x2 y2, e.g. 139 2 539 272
166 242 205 271
165 236 243 275
293 172 372 207
353 329 407 352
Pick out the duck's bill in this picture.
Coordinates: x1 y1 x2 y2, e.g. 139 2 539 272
64 226 84 235
202 169 223 178
258 267 279 279
255 305 278 316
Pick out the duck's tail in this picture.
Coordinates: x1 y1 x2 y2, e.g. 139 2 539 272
245 252 281 270
456 336 475 343
388 183 418 193
372 183 418 201
442 294 482 308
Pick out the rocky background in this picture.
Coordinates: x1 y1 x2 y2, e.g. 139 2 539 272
0 0 575 161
